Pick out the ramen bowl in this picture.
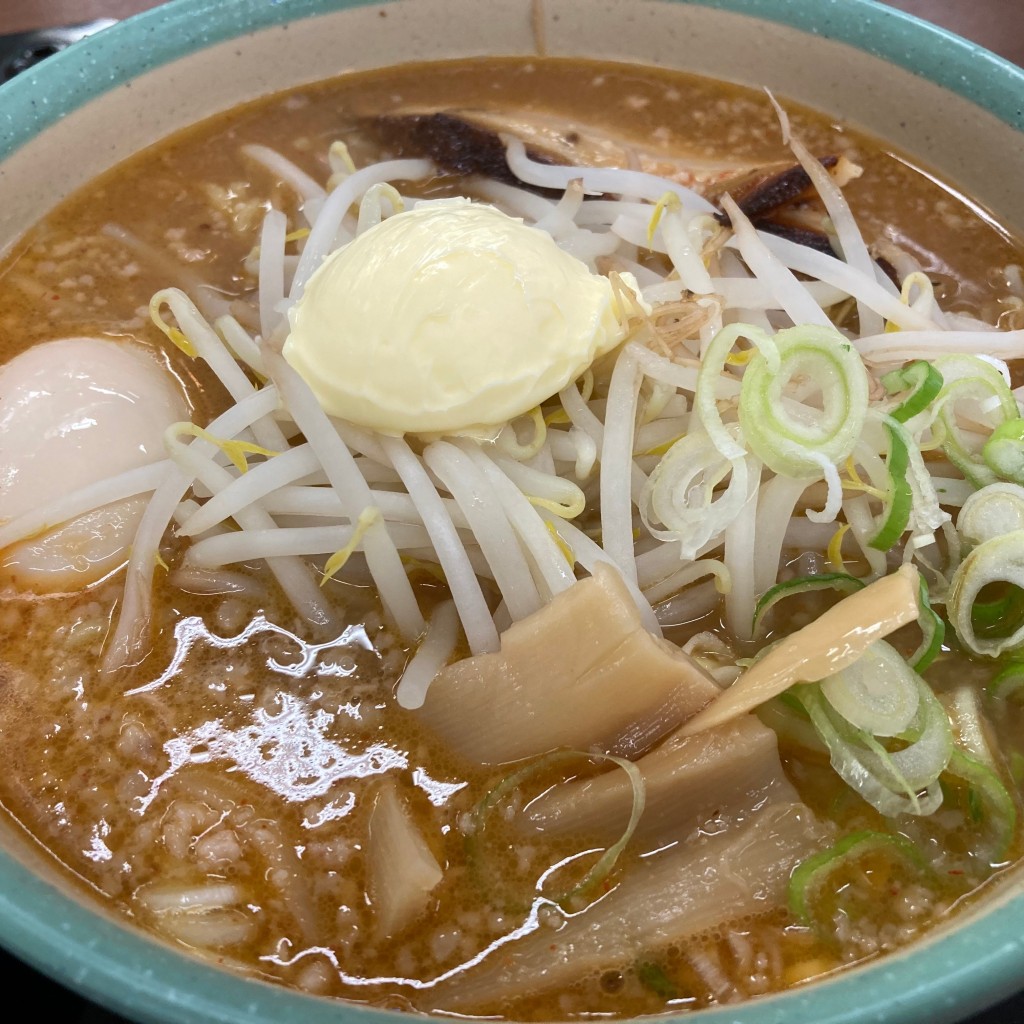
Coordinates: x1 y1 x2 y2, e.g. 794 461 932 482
1 1 1023 1022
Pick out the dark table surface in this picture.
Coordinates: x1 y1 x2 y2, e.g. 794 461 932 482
2 1 1024 1022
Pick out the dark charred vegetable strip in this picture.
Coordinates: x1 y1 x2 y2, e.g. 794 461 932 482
711 156 840 255
752 219 836 255
368 112 529 185
714 156 838 223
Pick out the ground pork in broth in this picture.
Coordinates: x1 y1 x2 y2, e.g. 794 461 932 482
0 57 1023 1020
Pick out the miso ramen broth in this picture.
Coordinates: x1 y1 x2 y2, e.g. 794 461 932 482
1 57 1024 1020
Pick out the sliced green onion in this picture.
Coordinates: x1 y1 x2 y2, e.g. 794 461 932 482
1011 752 1024 787
868 422 913 551
958 482 1024 550
752 572 864 641
988 660 1024 702
796 665 953 817
933 354 1018 489
948 530 1024 657
695 322 776 462
682 567 921 737
972 586 1024 641
640 429 750 560
859 677 954 797
779 689 810 715
945 684 998 771
944 750 1017 861
756 695 828 753
636 961 678 1000
881 360 943 423
470 750 646 906
893 414 951 536
909 575 944 674
984 417 1024 485
820 639 919 737
739 324 870 479
788 830 926 925
563 756 645 903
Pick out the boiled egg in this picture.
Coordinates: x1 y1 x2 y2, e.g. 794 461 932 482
283 199 633 435
0 336 187 592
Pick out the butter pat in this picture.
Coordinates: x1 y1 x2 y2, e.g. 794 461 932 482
283 200 629 435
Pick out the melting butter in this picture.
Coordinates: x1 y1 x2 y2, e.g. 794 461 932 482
283 199 631 435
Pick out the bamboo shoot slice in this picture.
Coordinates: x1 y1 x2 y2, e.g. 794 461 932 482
367 780 443 939
429 802 825 1012
417 563 719 764
681 566 920 737
523 715 797 842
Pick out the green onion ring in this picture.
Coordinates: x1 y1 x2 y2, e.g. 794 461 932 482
909 575 945 674
948 529 1024 657
695 322 776 462
739 324 870 479
788 829 926 925
470 750 646 906
958 482 1024 550
944 750 1017 862
868 422 913 551
640 428 750 559
881 359 943 423
751 572 864 641
988 660 1024 702
820 639 920 738
983 417 1024 486
796 670 952 817
933 355 1017 489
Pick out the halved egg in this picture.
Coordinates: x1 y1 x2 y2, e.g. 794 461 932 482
0 337 187 592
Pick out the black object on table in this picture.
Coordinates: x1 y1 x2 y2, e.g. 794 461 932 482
0 19 116 82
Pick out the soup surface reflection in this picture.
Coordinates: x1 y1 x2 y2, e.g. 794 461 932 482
1 57 1023 1020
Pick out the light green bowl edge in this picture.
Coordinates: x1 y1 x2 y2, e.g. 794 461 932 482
1 1 1023 1023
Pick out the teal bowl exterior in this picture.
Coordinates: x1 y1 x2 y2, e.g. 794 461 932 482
0 2 1022 1023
